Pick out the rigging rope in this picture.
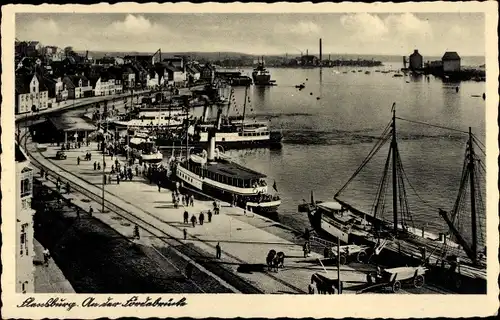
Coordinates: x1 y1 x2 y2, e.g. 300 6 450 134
335 121 392 197
395 117 469 134
471 133 486 148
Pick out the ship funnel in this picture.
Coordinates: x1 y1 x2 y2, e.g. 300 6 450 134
207 129 216 161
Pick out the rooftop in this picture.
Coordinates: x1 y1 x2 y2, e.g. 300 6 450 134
442 51 461 61
205 160 266 180
48 115 97 132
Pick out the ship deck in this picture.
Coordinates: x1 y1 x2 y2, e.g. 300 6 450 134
205 160 266 180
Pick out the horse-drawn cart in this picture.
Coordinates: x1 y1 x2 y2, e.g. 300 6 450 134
358 266 428 293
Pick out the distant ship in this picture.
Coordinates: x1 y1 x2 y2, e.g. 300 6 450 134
252 56 275 86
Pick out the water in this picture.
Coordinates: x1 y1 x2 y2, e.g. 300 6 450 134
171 63 487 244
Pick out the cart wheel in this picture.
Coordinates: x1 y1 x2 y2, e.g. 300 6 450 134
392 280 401 293
339 254 347 265
413 275 425 288
357 251 367 263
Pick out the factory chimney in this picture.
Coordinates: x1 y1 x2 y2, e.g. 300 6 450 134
319 38 322 65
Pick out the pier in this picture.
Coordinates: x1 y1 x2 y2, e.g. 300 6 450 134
22 130 455 294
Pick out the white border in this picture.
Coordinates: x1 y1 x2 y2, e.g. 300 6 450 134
2 2 498 319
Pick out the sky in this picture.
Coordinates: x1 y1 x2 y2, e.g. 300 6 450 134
15 12 485 56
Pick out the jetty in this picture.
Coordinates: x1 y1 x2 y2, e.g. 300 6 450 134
22 129 451 294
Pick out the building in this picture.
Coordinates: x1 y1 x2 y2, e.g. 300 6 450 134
62 74 93 99
15 73 49 114
162 57 184 69
442 52 461 73
165 65 186 86
409 49 423 70
43 76 68 102
121 66 136 89
31 115 97 144
90 75 109 96
16 143 36 293
146 70 160 89
200 63 216 83
300 55 319 66
186 64 201 83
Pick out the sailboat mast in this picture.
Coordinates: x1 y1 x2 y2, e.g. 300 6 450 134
241 85 248 132
468 127 478 261
391 106 398 234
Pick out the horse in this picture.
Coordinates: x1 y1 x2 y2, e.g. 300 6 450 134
277 251 285 268
266 249 277 271
271 257 280 272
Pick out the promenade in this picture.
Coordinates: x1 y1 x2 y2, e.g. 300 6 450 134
27 138 371 294
15 89 150 122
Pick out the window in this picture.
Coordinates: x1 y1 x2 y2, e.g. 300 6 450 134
21 178 31 197
20 223 28 256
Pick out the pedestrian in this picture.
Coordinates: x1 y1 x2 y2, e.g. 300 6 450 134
190 215 196 227
215 206 220 215
199 212 205 225
89 205 93 217
93 161 97 170
116 174 120 184
77 156 81 165
97 162 101 171
133 225 140 240
183 210 189 224
66 182 70 194
216 242 222 259
213 200 217 210
108 175 112 184
158 182 161 192
43 248 50 266
303 242 308 258
103 174 107 185
190 195 194 206
207 210 212 223
183 228 187 240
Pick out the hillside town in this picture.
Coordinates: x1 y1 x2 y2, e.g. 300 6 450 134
15 40 216 115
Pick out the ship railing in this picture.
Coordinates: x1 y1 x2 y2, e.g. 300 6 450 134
309 235 337 249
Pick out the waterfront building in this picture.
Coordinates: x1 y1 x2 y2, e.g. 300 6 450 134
409 49 423 70
15 73 49 114
442 51 461 73
146 70 161 89
163 57 185 69
120 66 136 88
15 143 36 293
300 55 319 67
43 76 69 102
165 65 187 87
90 75 110 96
62 74 93 99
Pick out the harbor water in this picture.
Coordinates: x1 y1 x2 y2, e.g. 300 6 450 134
166 61 487 244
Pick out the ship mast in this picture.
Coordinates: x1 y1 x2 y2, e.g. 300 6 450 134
468 127 478 261
391 105 398 234
241 85 248 132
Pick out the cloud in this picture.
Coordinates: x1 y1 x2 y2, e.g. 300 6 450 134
340 13 388 39
340 13 433 44
106 14 168 37
274 21 321 35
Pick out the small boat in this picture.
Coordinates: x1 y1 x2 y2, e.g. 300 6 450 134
393 73 404 77
295 84 305 89
365 71 371 74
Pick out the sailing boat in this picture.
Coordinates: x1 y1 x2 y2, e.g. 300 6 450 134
301 104 486 292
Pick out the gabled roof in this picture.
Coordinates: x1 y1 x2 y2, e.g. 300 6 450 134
186 65 200 74
442 52 460 61
15 73 47 94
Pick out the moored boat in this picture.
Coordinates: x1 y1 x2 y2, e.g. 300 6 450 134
174 130 281 215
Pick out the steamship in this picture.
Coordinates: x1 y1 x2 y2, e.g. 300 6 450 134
175 130 281 215
252 57 275 86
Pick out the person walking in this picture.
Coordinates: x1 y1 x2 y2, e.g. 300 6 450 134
77 156 80 165
207 210 212 223
66 182 71 194
183 210 189 224
116 174 120 184
89 205 94 217
108 175 112 185
94 161 97 170
216 242 222 259
190 215 197 227
183 228 187 240
199 212 205 225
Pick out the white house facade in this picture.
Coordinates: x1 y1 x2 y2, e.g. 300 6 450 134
16 74 49 114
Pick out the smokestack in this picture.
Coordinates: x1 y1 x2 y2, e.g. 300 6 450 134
319 38 322 64
207 129 216 161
